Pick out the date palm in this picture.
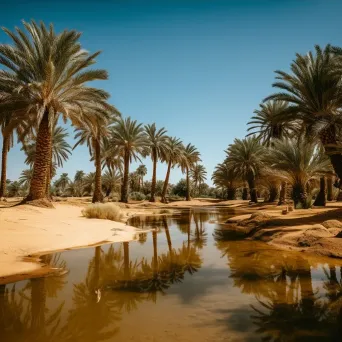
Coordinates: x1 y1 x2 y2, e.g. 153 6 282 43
54 173 70 195
110 117 149 203
161 137 184 203
180 143 200 201
265 44 342 182
73 111 116 203
83 172 95 195
102 170 121 197
225 136 267 203
267 138 332 208
212 162 239 200
21 125 72 196
18 168 33 189
136 164 147 190
189 164 207 196
144 124 168 202
0 20 112 201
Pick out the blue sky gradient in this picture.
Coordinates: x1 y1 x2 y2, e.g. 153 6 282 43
0 0 341 186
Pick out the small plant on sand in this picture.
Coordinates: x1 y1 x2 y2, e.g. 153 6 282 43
82 203 123 221
130 192 146 201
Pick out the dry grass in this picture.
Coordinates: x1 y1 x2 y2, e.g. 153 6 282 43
82 203 123 221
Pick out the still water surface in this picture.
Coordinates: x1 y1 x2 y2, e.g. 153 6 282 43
1 208 342 341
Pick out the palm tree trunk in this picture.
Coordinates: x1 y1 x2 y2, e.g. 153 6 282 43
186 167 191 201
0 134 9 198
278 181 287 205
121 150 130 203
162 217 172 253
45 144 53 198
227 187 236 200
293 183 308 209
30 278 46 331
161 160 172 203
327 176 334 201
152 230 158 272
313 177 326 206
247 177 257 203
242 186 249 200
92 138 103 203
268 185 279 203
27 110 52 201
150 150 157 202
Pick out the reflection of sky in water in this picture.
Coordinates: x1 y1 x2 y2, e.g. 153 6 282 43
1 208 342 342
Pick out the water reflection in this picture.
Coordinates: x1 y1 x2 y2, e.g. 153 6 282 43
1 209 342 341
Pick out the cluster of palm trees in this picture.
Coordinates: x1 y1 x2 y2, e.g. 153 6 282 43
0 20 208 204
213 45 342 208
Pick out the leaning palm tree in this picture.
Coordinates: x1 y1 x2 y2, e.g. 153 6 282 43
212 162 240 200
267 138 332 208
180 144 200 201
265 44 342 182
189 164 207 196
0 20 113 201
226 136 267 203
161 137 184 203
144 124 168 202
110 117 149 203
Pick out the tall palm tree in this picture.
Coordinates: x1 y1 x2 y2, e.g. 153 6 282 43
226 136 267 203
189 164 207 196
0 20 113 201
110 117 149 203
212 162 239 200
73 111 117 203
265 44 342 182
161 137 184 203
267 138 332 208
144 124 168 202
135 164 147 190
180 143 200 201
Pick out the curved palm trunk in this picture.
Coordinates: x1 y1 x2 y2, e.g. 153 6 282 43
186 167 191 201
27 110 52 201
247 177 257 203
327 176 334 201
161 160 172 203
313 177 326 206
121 150 130 203
92 138 103 203
150 150 157 202
278 181 287 205
0 135 9 198
227 187 236 200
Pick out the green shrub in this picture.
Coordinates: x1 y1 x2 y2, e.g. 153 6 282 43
130 192 146 201
82 203 123 221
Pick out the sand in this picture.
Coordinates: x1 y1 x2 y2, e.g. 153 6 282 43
0 202 149 283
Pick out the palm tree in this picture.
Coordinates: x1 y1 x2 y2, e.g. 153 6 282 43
212 162 239 200
144 124 168 202
189 164 207 196
180 144 200 201
110 117 149 203
21 125 72 197
265 44 342 182
135 164 147 190
83 172 96 195
161 137 184 203
74 170 85 184
226 136 267 203
102 170 121 197
267 138 332 208
18 168 33 189
73 111 117 203
0 20 113 201
54 173 70 195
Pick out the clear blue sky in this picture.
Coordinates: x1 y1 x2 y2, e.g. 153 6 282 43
0 0 341 186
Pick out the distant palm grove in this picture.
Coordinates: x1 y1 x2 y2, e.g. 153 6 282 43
0 22 341 207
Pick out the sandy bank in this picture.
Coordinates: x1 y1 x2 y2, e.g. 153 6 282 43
220 202 342 258
0 203 147 283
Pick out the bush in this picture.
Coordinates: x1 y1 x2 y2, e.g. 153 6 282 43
109 192 120 202
129 192 146 201
82 203 123 221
